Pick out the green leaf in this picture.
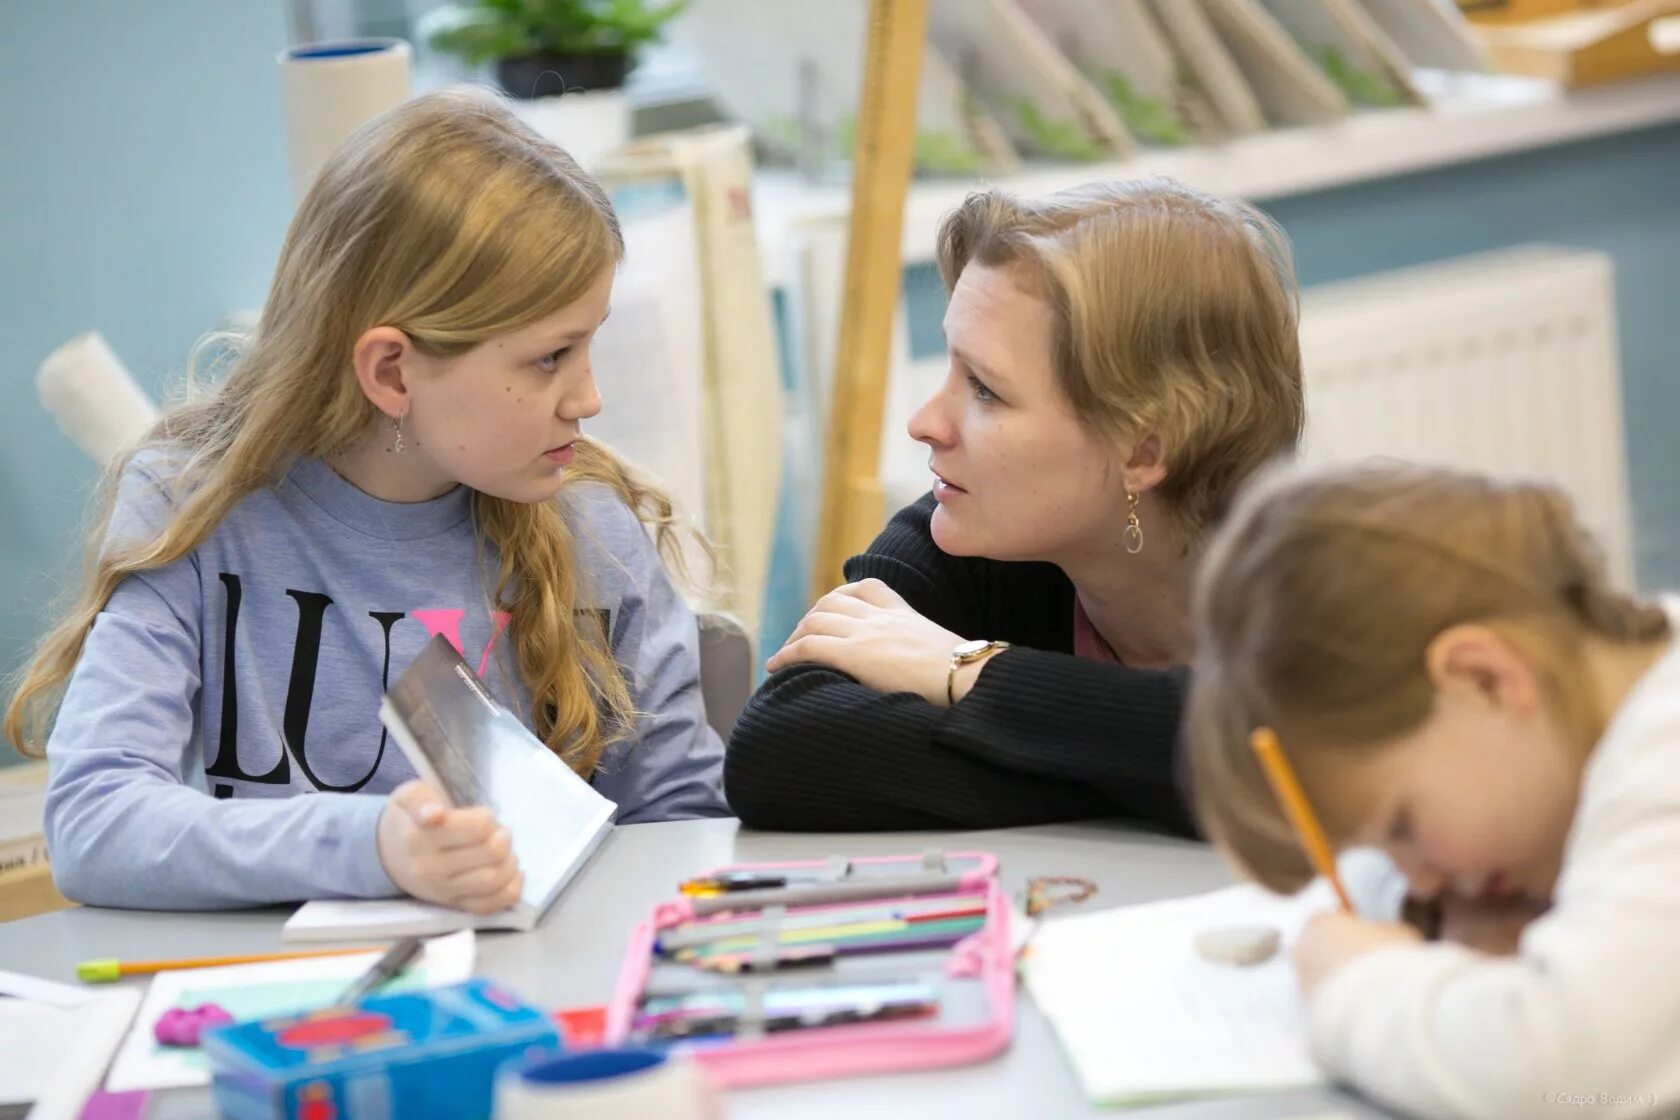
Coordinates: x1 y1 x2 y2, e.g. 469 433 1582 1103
1319 45 1404 107
1014 99 1105 162
913 130 983 175
427 0 687 62
1103 72 1189 146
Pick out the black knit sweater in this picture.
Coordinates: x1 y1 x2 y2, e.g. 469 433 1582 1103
725 494 1197 835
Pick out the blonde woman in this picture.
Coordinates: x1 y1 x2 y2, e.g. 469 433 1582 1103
727 179 1304 832
1187 461 1680 1120
5 89 726 913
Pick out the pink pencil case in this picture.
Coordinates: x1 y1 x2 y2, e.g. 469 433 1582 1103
605 851 1014 1087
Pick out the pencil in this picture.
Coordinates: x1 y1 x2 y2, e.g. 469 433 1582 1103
77 945 382 983
1249 727 1354 914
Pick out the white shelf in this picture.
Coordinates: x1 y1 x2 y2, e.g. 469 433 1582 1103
751 70 1680 286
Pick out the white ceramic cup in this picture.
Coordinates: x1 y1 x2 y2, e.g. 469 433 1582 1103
278 38 412 201
495 1047 724 1120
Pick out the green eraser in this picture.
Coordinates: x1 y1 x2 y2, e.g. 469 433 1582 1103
76 958 120 983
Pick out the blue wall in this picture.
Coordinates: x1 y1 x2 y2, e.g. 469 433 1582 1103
0 2 293 761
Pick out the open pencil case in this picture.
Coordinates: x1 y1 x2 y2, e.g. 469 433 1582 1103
604 850 1014 1087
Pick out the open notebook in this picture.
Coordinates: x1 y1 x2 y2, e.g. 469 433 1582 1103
284 636 617 941
1022 854 1405 1106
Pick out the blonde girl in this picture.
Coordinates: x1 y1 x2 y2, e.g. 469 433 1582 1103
5 88 726 913
1189 460 1680 1120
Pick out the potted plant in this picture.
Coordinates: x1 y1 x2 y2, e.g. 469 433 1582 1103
428 0 688 164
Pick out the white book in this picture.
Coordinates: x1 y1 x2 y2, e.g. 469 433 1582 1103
1019 0 1218 144
930 0 1134 161
1146 0 1268 135
1200 0 1353 125
0 980 139 1119
283 636 616 941
1355 0 1491 72
1262 0 1422 105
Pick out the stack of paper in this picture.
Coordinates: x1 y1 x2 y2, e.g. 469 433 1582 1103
0 971 141 1120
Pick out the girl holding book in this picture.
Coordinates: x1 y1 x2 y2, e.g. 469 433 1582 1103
7 88 727 913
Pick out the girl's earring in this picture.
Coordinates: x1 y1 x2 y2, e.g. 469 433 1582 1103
1124 490 1144 555
388 413 406 455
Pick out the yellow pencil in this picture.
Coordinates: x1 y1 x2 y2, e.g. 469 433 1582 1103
1249 727 1354 914
77 945 382 983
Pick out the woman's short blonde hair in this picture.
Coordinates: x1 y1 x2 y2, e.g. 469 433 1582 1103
935 177 1305 539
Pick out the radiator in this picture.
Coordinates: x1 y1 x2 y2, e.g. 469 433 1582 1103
1299 246 1635 588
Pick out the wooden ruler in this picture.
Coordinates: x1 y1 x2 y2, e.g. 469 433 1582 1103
812 0 929 593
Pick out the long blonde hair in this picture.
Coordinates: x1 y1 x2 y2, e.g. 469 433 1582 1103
935 177 1305 540
1186 459 1668 891
5 87 688 776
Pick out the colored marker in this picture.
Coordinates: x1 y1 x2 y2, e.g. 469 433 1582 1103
78 945 384 983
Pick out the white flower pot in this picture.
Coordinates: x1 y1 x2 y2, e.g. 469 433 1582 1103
512 87 633 171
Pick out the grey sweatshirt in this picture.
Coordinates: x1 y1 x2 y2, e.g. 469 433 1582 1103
43 452 726 909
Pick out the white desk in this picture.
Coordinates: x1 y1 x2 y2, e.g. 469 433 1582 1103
0 819 1398 1119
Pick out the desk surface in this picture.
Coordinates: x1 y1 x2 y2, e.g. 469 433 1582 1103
0 819 1395 1120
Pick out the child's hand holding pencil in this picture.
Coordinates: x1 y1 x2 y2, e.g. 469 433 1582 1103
1250 727 1420 995
1292 911 1422 995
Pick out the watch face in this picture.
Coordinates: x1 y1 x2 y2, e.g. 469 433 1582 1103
952 639 992 658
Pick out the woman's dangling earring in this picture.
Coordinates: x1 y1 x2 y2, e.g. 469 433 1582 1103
1124 490 1144 555
388 413 406 455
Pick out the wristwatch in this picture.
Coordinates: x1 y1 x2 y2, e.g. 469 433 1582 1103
947 639 1011 706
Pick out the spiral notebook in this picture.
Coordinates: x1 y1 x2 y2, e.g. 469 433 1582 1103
283 636 617 940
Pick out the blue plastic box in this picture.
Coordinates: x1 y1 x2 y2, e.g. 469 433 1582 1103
202 979 560 1120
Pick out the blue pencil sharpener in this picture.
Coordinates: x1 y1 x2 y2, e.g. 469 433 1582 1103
202 978 560 1120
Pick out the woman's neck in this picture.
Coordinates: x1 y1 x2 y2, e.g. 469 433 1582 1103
1054 511 1197 669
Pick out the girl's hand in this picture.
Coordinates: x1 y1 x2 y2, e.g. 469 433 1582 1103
1293 911 1422 996
376 780 523 915
765 579 969 705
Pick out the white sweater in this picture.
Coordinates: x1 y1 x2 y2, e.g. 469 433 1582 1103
1307 609 1680 1120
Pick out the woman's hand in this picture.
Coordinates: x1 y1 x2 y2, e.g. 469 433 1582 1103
765 578 967 705
377 780 523 915
1293 911 1422 997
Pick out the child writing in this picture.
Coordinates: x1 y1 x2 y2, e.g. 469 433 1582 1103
1187 460 1680 1120
4 88 727 913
